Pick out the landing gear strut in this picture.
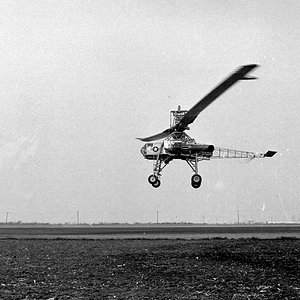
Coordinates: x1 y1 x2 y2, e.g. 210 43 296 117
147 150 172 188
186 154 203 189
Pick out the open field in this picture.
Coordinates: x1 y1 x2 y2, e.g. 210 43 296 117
0 238 299 299
0 224 300 239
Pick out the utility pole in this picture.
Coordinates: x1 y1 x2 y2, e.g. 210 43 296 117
156 211 159 224
237 210 240 224
77 211 79 225
6 212 9 224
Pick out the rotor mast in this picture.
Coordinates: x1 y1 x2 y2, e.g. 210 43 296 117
170 105 188 128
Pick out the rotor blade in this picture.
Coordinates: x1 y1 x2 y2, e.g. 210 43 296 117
177 64 259 130
136 128 172 142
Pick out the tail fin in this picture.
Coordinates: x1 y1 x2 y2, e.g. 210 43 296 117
264 151 277 157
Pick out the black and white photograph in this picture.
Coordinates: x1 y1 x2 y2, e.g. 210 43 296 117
0 1 299 299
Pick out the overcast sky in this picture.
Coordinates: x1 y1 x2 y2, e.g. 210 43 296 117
0 0 299 224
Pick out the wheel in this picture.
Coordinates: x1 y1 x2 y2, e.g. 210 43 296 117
191 181 201 189
191 174 202 188
191 174 202 184
152 179 161 188
148 174 158 184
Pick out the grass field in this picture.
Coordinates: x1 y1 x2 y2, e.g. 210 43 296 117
0 237 299 299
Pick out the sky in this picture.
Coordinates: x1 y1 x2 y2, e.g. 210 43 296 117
0 0 299 224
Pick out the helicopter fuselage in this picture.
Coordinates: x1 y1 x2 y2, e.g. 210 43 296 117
140 132 214 161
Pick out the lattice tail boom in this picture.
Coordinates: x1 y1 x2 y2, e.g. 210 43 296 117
211 147 276 159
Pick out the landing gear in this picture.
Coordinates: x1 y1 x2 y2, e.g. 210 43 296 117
186 154 203 188
148 174 161 188
147 153 205 188
148 152 172 188
191 174 202 188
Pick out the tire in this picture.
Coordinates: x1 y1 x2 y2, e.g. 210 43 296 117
148 175 158 184
152 179 161 188
191 174 202 188
191 181 201 189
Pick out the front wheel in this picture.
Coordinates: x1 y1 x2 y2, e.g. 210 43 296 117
148 174 158 185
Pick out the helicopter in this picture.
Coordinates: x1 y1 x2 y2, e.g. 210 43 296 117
138 64 276 188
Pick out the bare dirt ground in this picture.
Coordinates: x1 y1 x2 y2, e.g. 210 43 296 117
0 238 299 299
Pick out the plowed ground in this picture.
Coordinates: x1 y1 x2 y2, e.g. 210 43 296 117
0 238 299 299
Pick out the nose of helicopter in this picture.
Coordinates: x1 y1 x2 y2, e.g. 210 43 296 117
140 144 147 156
